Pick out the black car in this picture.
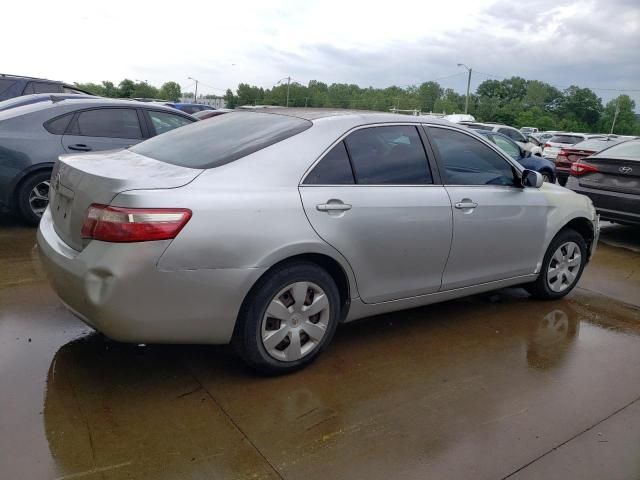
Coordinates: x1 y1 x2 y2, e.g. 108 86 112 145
0 74 91 102
566 139 639 225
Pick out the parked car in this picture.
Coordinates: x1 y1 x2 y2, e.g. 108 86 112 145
555 137 626 186
520 127 538 135
477 131 556 182
532 132 557 144
566 139 639 225
0 98 196 224
0 93 95 112
461 122 542 155
193 108 233 120
542 133 604 161
0 74 91 101
38 109 598 374
167 103 216 114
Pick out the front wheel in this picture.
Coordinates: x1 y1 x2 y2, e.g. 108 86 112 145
234 261 341 374
525 229 588 300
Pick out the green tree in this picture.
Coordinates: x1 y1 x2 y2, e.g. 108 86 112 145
558 86 602 130
600 95 637 135
132 81 159 99
118 79 136 98
417 81 442 112
101 81 119 97
73 82 105 96
158 81 182 101
224 89 237 108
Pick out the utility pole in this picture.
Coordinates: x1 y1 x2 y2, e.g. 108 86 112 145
188 76 199 103
457 63 472 114
610 97 620 134
286 76 291 108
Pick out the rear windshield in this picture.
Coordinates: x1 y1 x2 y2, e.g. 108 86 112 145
571 139 621 152
593 141 640 160
549 135 584 145
131 111 312 169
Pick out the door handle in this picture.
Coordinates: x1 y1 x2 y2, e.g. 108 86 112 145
316 203 352 212
455 201 478 209
68 144 92 152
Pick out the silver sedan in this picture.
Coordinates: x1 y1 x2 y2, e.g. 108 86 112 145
38 109 599 374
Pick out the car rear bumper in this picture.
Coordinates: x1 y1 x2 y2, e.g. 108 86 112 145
567 178 640 225
37 208 266 344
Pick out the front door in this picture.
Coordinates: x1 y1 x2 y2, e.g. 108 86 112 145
426 126 550 290
300 125 453 304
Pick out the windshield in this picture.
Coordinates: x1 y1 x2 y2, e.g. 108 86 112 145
131 111 312 169
593 140 640 160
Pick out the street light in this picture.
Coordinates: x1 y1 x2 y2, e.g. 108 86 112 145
277 76 291 107
457 63 472 115
188 76 199 103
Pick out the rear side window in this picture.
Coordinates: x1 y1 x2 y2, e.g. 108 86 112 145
429 127 516 186
304 142 355 185
23 81 62 94
147 110 194 135
344 126 432 184
131 111 312 169
549 135 584 145
498 127 526 143
44 113 74 135
71 108 142 139
0 79 16 95
180 105 200 114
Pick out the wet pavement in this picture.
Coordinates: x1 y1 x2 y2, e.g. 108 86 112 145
1 215 639 480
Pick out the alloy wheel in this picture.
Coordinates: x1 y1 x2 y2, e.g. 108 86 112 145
261 281 330 362
547 241 582 293
29 180 50 217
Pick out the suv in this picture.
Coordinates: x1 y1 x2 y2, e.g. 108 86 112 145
542 133 604 161
461 122 542 155
0 74 91 102
0 98 196 224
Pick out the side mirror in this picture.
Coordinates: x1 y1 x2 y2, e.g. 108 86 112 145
522 169 544 188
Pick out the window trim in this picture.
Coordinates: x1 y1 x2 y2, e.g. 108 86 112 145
300 122 442 187
423 124 525 188
65 106 145 140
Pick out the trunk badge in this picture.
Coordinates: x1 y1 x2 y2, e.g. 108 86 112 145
619 166 632 174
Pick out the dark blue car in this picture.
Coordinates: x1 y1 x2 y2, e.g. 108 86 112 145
167 103 216 115
477 130 556 183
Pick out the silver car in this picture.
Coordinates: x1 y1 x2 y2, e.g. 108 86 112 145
38 110 599 374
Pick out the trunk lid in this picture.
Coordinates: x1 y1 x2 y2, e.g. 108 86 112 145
49 149 202 251
577 156 639 195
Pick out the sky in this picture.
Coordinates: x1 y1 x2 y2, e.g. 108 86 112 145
2 0 639 106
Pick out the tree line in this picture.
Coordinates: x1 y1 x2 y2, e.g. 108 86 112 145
75 77 639 135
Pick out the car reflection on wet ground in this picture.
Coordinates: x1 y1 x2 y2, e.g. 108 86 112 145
0 216 639 480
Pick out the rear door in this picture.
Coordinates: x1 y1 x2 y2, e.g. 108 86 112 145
426 126 549 290
61 107 145 153
300 124 453 303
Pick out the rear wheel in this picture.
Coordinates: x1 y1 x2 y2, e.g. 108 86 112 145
16 170 52 226
234 261 340 374
525 229 587 300
558 176 568 187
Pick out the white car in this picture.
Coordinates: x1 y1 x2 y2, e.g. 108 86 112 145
542 133 604 161
461 122 542 155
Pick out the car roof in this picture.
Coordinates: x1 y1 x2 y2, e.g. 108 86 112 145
235 107 456 126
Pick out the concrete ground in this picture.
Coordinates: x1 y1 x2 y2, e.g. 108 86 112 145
0 217 639 480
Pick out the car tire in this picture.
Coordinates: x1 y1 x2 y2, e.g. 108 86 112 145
16 170 52 226
234 261 341 375
558 177 568 187
525 228 588 300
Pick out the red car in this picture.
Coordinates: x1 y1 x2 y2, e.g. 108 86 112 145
556 137 626 186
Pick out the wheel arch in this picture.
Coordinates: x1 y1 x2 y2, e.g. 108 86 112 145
10 163 54 209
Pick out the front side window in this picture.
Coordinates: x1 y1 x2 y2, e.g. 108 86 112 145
492 135 521 159
147 110 194 136
429 127 516 186
344 126 432 184
304 141 355 185
72 108 142 139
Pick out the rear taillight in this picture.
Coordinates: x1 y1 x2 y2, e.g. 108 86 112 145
557 149 568 160
81 204 192 242
570 161 599 176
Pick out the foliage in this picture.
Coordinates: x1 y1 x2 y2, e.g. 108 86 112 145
74 77 638 133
